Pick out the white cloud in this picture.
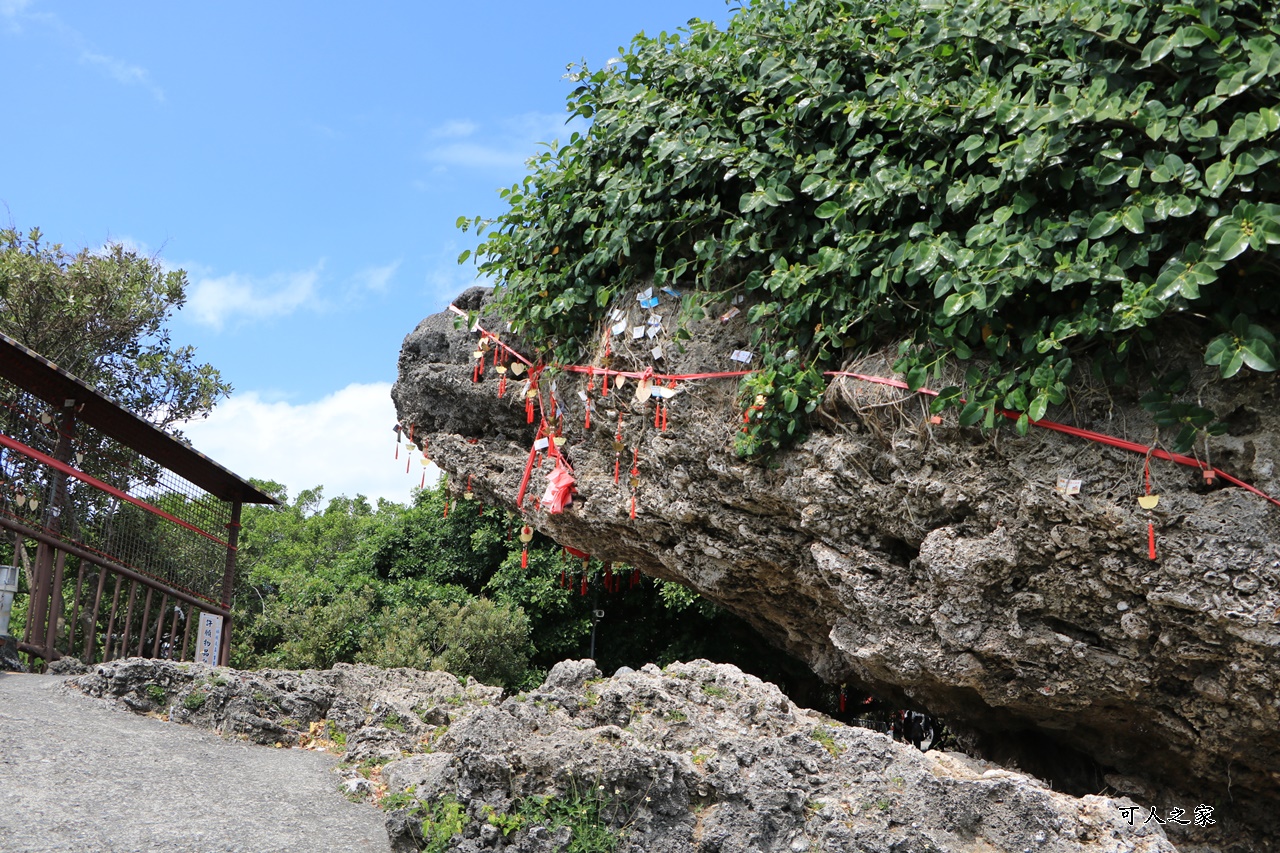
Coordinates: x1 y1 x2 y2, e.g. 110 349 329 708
180 382 440 506
81 50 164 101
430 119 478 139
0 0 32 18
186 264 322 330
353 260 400 293
424 112 589 173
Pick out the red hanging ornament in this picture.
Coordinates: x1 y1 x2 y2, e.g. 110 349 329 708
613 413 624 484
580 573 588 596
526 395 535 423
560 569 566 587
839 684 847 713
1140 455 1159 561
521 545 529 568
628 447 640 519
588 368 596 392
630 570 639 589
443 500 450 519
584 394 592 430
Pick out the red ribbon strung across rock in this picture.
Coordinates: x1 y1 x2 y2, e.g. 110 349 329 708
446 303 1280 517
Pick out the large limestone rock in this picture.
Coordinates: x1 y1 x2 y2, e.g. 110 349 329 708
394 287 1280 846
70 657 1183 852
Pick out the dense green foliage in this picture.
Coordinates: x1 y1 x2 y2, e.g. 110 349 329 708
0 227 230 429
231 481 812 691
464 0 1280 453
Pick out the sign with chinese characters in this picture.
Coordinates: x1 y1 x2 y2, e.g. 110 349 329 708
197 612 223 665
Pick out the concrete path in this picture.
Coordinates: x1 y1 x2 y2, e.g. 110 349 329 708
0 673 392 853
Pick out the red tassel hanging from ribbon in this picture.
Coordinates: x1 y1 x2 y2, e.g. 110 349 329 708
580 573 588 596
443 500 450 519
584 397 591 430
521 545 529 569
1148 522 1157 560
630 570 639 589
526 396 535 423
614 413 624 484
654 402 661 429
587 369 595 392
420 471 426 488
839 684 847 713
629 447 640 519
560 569 566 588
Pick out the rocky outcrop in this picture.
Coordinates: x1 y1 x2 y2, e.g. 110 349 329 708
393 287 1280 847
71 657 1182 853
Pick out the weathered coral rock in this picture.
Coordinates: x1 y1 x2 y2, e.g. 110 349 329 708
69 657 1185 852
394 287 1280 847
387 659 1178 852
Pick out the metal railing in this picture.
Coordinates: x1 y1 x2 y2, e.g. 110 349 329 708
1 386 237 668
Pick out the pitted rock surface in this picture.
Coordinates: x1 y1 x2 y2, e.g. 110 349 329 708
379 659 1175 853
394 287 1280 846
65 657 1197 852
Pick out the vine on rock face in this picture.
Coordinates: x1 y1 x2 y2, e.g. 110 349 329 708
462 0 1280 454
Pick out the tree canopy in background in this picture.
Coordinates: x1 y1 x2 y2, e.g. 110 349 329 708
465 0 1280 453
0 227 230 430
231 481 816 693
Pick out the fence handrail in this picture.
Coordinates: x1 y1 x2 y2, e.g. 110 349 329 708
0 514 228 614
0 432 232 550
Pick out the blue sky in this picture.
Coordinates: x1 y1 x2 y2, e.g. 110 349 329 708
0 0 735 503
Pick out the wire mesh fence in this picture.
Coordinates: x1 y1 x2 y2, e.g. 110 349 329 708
0 382 231 606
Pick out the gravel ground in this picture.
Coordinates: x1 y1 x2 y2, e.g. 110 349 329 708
0 672 391 853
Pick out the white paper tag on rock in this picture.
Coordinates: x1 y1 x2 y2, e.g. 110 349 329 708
534 437 550 451
611 319 628 336
645 325 660 339
631 325 646 340
637 287 653 303
730 350 754 364
1055 478 1082 496
720 307 740 323
651 344 664 361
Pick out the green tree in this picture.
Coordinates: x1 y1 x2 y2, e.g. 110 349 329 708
231 481 815 692
464 0 1280 453
0 226 230 429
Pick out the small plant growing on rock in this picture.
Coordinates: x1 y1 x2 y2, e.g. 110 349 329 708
811 727 844 757
483 804 525 837
145 684 165 704
418 796 467 853
701 683 731 699
383 711 405 732
182 690 208 711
